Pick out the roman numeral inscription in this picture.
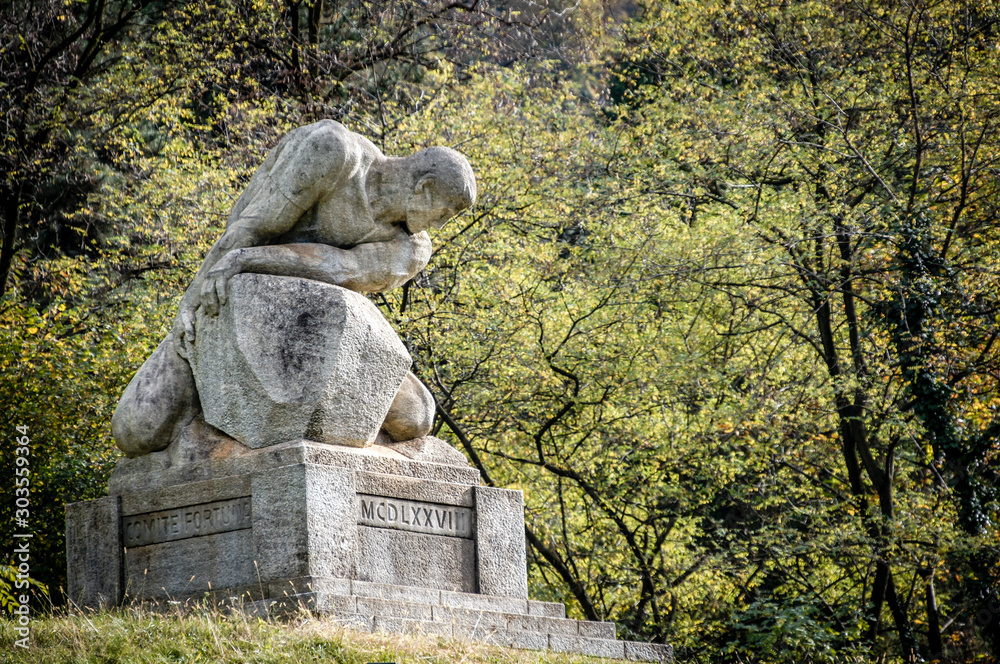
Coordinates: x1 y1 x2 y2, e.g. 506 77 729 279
122 497 252 547
357 494 474 538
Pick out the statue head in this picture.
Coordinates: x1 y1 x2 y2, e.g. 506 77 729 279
401 147 477 234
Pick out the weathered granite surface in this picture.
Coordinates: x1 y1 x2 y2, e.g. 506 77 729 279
188 274 412 448
77 444 505 596
382 434 471 467
107 439 477 496
111 335 198 458
356 526 477 593
474 487 529 599
250 579 673 662
79 446 496 601
254 463 359 581
381 372 437 442
65 497 121 610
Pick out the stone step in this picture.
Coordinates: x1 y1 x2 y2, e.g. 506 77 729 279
274 577 566 618
352 594 617 639
259 586 671 662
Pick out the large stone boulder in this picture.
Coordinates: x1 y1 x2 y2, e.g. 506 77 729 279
187 273 412 448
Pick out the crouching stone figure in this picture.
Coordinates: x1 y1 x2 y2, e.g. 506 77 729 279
112 120 476 458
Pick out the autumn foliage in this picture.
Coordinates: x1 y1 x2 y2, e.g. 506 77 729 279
2 1 998 662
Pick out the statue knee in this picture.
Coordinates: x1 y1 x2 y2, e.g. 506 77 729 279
112 335 197 458
382 372 435 442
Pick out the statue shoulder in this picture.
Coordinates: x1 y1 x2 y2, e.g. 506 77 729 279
286 120 354 172
262 120 368 200
298 119 347 147
296 120 387 179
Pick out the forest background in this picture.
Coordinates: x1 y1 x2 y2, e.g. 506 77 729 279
1 0 998 662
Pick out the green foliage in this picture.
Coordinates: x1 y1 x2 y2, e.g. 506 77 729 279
1 298 129 597
0 565 48 617
2 0 998 662
604 0 1000 659
373 65 876 657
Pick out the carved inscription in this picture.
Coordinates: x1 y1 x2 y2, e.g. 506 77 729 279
357 494 474 538
122 496 252 547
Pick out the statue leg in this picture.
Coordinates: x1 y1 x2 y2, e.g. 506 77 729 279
381 372 435 442
111 334 198 458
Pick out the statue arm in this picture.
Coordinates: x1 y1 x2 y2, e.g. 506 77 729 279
173 124 351 356
203 231 433 295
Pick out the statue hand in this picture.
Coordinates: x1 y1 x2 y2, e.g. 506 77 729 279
200 250 243 317
403 230 432 276
172 299 197 359
410 230 432 265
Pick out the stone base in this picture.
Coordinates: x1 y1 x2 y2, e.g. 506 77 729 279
249 579 673 662
67 439 671 661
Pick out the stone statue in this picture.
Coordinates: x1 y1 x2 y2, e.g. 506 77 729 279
75 122 670 662
112 120 476 459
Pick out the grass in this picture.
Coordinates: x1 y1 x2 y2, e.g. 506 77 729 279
0 605 622 664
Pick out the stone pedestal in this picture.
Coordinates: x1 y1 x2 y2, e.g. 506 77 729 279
69 441 522 600
66 440 671 662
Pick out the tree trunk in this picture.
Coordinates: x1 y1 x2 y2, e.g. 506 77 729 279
925 573 943 661
307 0 323 81
287 0 301 72
0 185 21 299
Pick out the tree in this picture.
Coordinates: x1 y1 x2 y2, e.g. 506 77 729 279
1 0 178 298
4 1 996 660
613 0 1000 658
375 67 873 659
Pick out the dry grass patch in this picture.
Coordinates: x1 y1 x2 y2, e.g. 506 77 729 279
0 606 620 664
